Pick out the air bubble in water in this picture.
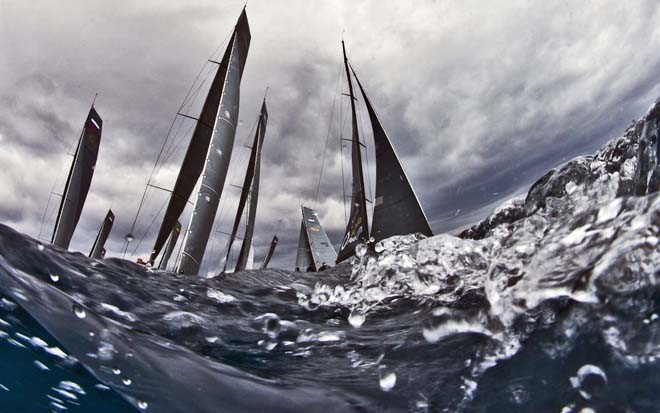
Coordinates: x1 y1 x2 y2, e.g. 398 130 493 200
570 364 607 400
379 370 396 392
122 378 132 386
73 304 86 319
138 400 148 410
112 368 121 375
50 274 60 282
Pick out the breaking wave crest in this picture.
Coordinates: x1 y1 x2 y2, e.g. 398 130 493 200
1 101 659 412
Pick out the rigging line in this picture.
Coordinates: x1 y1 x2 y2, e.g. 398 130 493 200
156 62 216 178
338 100 353 226
37 190 57 241
339 68 348 227
355 94 374 208
130 198 168 257
159 119 196 174
314 59 343 204
125 33 231 244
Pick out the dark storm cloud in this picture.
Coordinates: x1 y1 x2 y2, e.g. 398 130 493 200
1 0 659 271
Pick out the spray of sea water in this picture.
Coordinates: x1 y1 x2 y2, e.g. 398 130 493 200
0 102 658 412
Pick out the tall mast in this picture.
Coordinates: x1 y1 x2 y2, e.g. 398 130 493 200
222 100 267 272
177 10 251 275
148 10 250 266
336 41 369 263
52 106 103 249
235 100 268 271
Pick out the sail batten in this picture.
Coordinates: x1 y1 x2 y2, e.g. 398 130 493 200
336 41 369 263
52 106 103 249
177 10 251 275
351 68 433 240
89 209 114 259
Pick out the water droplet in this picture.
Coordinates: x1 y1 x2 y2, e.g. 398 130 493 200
50 274 60 282
570 364 607 400
73 304 86 319
125 233 134 243
137 400 148 410
355 243 368 258
348 310 365 328
37 243 45 251
122 378 132 386
379 370 397 392
112 368 121 375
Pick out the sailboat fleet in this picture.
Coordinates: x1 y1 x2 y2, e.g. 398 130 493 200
45 8 432 276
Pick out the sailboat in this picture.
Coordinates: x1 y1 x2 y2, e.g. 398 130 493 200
51 105 103 250
221 100 268 273
89 209 114 259
295 206 337 272
260 234 278 269
335 41 433 263
144 9 251 276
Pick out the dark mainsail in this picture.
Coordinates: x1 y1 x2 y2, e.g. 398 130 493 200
52 106 103 249
222 101 267 272
89 209 114 259
158 221 181 270
235 102 268 271
178 10 251 275
351 68 433 240
147 13 248 266
260 234 278 269
336 41 369 263
296 206 337 271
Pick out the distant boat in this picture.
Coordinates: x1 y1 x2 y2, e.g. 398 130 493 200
89 209 114 259
221 100 268 273
335 41 433 263
260 234 278 269
145 9 251 276
295 206 337 272
51 105 103 250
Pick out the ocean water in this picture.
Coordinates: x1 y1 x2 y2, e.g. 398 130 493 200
0 102 658 412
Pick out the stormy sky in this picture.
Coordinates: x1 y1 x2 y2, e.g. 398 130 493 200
1 0 659 274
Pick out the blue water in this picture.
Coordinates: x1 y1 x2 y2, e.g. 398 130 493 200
0 103 658 412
